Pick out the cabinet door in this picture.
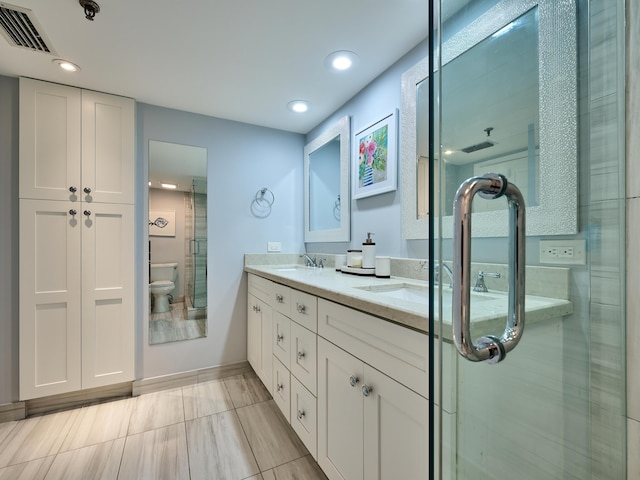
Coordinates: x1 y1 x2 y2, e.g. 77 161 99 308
363 365 429 480
19 199 82 400
81 90 135 205
81 203 134 388
291 375 318 460
272 356 291 422
259 301 273 393
247 293 261 373
318 338 364 480
19 78 81 202
290 321 317 395
247 295 272 392
273 311 291 368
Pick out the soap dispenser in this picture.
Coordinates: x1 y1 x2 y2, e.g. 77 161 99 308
362 232 376 269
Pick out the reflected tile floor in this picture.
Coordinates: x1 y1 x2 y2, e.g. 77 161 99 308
149 302 206 345
0 372 327 480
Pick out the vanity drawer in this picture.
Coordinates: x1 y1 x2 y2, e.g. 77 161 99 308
290 321 317 395
291 290 317 332
317 298 429 398
248 274 272 304
272 311 291 369
271 283 292 316
290 375 317 460
272 356 291 422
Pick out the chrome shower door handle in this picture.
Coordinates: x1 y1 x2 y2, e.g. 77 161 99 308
452 173 526 364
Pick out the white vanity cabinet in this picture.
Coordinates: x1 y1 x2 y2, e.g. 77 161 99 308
245 272 430 478
19 78 135 400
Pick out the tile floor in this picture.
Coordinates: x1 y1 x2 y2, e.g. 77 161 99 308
0 372 328 480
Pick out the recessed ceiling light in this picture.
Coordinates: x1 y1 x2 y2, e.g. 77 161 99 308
325 51 359 72
161 183 177 189
53 59 80 72
287 100 310 113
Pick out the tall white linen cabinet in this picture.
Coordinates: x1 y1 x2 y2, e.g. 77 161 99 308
19 78 135 400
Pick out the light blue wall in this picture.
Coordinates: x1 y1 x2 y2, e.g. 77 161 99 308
305 40 429 259
136 103 305 379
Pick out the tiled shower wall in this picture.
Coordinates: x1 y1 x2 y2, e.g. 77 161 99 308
626 0 640 478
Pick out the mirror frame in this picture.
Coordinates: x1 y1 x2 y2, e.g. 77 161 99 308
401 0 577 239
304 115 351 242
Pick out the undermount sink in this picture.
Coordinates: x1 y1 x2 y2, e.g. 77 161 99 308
273 265 314 272
355 283 500 305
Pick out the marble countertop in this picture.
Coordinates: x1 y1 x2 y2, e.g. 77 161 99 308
244 263 573 337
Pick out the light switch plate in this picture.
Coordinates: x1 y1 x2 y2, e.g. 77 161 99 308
539 239 586 265
268 241 282 252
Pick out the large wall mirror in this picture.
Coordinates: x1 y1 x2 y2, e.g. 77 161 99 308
401 0 577 239
148 140 208 345
304 115 351 242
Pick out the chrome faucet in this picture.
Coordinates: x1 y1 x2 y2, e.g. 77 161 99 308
434 263 454 288
300 254 317 268
473 270 501 292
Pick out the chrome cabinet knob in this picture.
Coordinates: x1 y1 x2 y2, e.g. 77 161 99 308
83 187 92 194
69 186 77 193
297 351 305 360
362 384 373 397
69 209 77 216
297 410 305 420
252 305 260 313
276 383 284 392
83 210 91 217
349 375 359 387
277 334 284 343
275 294 284 303
296 303 306 314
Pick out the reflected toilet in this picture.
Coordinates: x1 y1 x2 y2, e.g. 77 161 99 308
150 262 178 313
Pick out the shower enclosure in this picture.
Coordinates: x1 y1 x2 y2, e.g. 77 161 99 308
185 177 207 321
428 0 627 478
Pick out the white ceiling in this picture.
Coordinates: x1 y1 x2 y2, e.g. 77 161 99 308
0 0 435 134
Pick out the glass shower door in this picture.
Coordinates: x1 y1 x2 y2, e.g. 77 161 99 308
432 0 627 478
189 179 207 314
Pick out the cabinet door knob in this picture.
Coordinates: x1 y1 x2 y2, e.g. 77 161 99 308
83 210 91 217
296 303 306 314
83 187 92 194
362 384 373 397
69 209 77 216
69 186 77 193
276 294 284 303
277 334 284 343
349 375 359 387
297 351 305 360
297 410 305 420
276 383 284 392
252 305 260 313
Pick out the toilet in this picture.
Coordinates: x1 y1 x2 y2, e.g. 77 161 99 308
150 262 178 313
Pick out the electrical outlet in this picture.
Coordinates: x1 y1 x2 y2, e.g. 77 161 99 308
268 241 281 252
539 239 586 265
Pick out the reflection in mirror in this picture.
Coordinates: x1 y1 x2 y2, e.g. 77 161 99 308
401 0 577 239
304 115 350 242
148 140 208 345
436 7 539 216
309 137 341 231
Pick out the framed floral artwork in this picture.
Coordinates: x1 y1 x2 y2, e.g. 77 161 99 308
353 109 398 199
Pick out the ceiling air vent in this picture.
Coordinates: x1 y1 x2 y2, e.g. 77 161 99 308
0 3 56 54
460 141 494 154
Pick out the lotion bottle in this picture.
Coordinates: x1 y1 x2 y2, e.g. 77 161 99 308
362 232 376 269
